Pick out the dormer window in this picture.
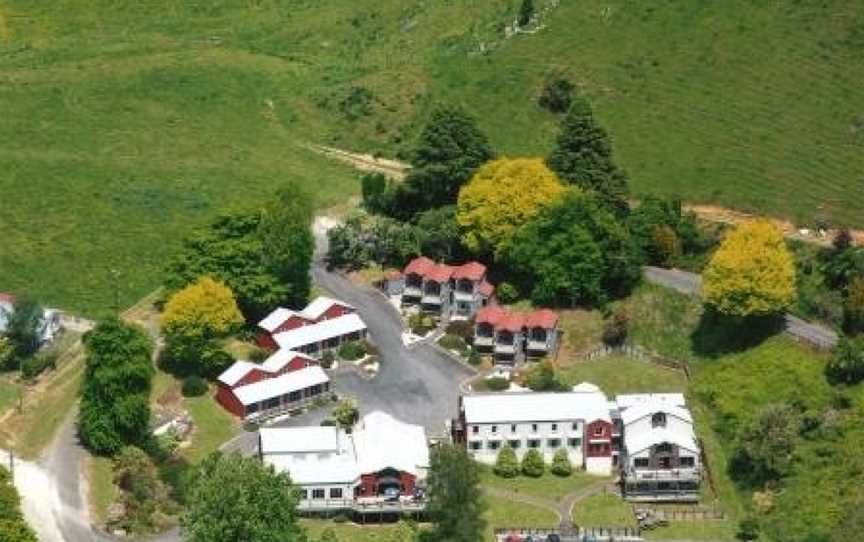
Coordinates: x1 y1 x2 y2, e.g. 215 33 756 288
652 412 667 428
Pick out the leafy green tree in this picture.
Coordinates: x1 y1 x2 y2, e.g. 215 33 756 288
0 467 38 542
550 448 573 477
361 172 389 214
0 338 13 371
458 158 565 256
333 397 359 429
258 182 315 308
395 104 495 217
183 453 307 542
826 336 864 385
538 72 574 113
732 403 799 487
843 276 864 334
160 329 233 378
547 96 629 214
493 444 519 478
162 277 244 338
416 206 468 262
165 213 291 323
521 448 545 477
79 318 154 456
2 297 44 361
703 220 797 317
517 0 535 26
326 213 420 270
112 446 175 534
425 444 486 542
601 307 629 346
524 359 565 391
822 245 864 290
504 190 641 306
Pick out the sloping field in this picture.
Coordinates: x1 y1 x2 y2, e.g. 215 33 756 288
0 0 862 314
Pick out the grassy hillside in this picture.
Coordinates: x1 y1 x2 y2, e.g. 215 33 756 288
1 0 862 314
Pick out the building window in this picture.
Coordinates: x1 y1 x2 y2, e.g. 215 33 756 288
571 422 579 431
312 489 325 499
491 425 498 434
655 442 673 454
509 440 521 449
472 425 479 434
593 425 604 437
550 423 558 432
469 441 482 451
568 438 581 448
547 439 561 449
652 412 667 428
531 424 538 433
680 456 695 468
528 439 541 449
634 458 650 468
511 424 517 433
488 440 501 451
330 488 343 499
264 397 280 410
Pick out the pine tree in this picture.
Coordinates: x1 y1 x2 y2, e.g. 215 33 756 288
547 97 629 215
521 448 545 477
493 444 520 478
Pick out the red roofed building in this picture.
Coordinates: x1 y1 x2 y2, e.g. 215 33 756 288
396 256 494 321
474 306 560 364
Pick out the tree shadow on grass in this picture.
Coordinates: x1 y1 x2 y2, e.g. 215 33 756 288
690 310 785 358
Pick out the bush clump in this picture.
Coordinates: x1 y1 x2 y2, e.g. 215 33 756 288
494 444 519 478
439 333 468 353
338 341 367 361
496 282 519 304
550 448 572 477
408 313 436 336
521 448 545 477
485 376 510 391
826 336 864 385
602 307 629 346
538 72 575 113
320 350 336 369
181 375 208 397
445 320 475 342
21 351 57 380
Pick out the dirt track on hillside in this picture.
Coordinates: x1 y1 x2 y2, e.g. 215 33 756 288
311 145 864 246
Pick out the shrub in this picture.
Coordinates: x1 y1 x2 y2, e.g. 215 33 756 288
361 172 388 213
524 360 565 391
651 224 682 268
467 350 482 366
602 308 629 346
445 320 475 342
550 449 572 477
843 275 864 334
181 375 208 397
320 350 336 369
408 313 436 336
826 336 864 385
439 334 467 353
538 72 574 113
521 448 545 477
493 444 519 478
333 398 359 429
485 376 509 391
20 351 56 380
337 341 367 361
496 282 519 304
736 517 760 541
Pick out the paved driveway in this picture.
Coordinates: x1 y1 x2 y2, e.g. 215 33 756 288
223 221 473 455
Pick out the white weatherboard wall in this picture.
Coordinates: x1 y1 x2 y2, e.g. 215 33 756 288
466 420 584 465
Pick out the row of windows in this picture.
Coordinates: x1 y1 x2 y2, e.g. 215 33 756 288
633 456 696 468
299 488 343 500
471 422 589 435
469 437 582 451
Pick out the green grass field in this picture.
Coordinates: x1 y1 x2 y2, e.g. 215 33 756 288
479 464 608 502
1 0 863 315
559 355 688 396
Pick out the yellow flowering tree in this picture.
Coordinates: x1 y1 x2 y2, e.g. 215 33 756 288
457 158 565 255
162 277 244 338
703 220 796 317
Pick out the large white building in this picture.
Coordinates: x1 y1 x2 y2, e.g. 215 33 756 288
259 411 430 510
616 393 701 501
452 383 617 475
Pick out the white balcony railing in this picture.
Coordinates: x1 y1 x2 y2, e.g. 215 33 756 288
625 467 701 482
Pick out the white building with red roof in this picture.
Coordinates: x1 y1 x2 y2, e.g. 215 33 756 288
392 256 495 321
255 296 367 356
474 305 560 364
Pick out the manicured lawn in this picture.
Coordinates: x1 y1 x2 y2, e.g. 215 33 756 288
571 494 637 528
87 456 115 524
558 356 687 397
181 386 240 464
479 464 609 502
642 520 738 541
302 520 422 542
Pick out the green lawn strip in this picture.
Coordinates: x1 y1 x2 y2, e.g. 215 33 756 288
87 456 115 524
479 463 609 502
484 494 559 539
302 520 420 542
558 355 688 396
571 494 638 528
181 386 240 464
641 520 738 541
0 374 22 414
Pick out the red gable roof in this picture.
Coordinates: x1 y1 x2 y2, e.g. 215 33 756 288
0 293 16 304
499 312 527 333
404 256 436 277
478 280 495 297
452 262 487 281
526 309 559 329
476 305 508 326
426 263 454 283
